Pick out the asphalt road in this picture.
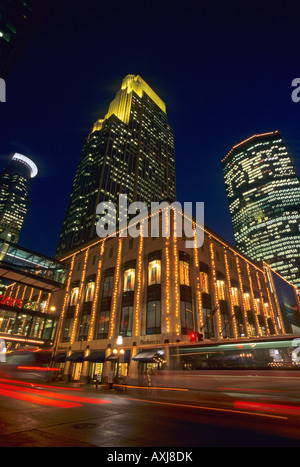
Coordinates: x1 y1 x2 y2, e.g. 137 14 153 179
0 377 300 449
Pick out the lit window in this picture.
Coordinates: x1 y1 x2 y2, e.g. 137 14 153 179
180 261 190 286
217 280 225 301
85 282 95 302
70 287 79 306
231 287 239 306
263 302 269 316
200 272 209 294
123 269 135 291
244 293 251 311
148 260 161 285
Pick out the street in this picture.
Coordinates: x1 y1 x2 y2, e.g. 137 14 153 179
0 373 300 448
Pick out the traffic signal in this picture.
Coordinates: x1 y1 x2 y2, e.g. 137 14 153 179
189 331 198 343
188 331 204 343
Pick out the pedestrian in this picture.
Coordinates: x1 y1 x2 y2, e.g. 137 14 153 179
95 372 101 389
107 370 115 389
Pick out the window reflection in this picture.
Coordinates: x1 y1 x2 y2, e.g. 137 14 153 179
119 306 133 337
146 301 161 334
70 287 79 306
85 282 95 302
103 275 114 298
97 310 110 339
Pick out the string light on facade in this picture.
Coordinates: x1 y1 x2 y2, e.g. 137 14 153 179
193 224 203 329
224 247 238 338
255 271 268 333
246 263 261 336
55 254 76 346
70 249 89 344
88 240 105 342
134 229 144 337
210 240 222 338
235 255 248 337
109 238 123 339
164 208 171 333
263 263 284 335
172 210 180 335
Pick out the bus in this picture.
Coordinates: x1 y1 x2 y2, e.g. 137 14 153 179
169 337 300 371
0 348 59 381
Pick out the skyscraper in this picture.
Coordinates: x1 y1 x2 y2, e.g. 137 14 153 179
0 152 38 243
56 75 176 256
222 131 300 290
0 0 51 78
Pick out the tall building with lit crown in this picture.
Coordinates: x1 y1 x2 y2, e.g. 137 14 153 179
0 153 38 243
56 75 176 257
222 131 300 291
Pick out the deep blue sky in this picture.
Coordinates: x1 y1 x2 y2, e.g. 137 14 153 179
1 0 300 258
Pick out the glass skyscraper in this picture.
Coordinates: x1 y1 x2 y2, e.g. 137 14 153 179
0 0 50 78
0 152 38 243
222 131 300 290
56 75 176 256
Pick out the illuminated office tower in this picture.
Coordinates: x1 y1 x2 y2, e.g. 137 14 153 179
56 75 176 256
222 131 300 290
0 153 38 243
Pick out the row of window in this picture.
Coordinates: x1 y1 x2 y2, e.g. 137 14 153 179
62 251 271 342
69 258 163 307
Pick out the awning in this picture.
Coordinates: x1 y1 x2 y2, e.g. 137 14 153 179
106 350 131 363
53 353 67 362
133 349 165 362
84 351 105 362
66 352 84 362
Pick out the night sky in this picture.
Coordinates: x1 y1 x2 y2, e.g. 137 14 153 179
1 0 300 258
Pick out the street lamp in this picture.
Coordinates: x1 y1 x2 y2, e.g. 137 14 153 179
117 335 123 346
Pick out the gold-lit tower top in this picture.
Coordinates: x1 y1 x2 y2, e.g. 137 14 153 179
90 75 166 135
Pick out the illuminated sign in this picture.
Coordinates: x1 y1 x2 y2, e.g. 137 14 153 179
0 295 23 308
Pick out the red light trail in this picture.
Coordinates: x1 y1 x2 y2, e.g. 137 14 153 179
234 401 300 416
0 386 81 408
17 366 60 372
0 379 111 408
0 377 83 391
